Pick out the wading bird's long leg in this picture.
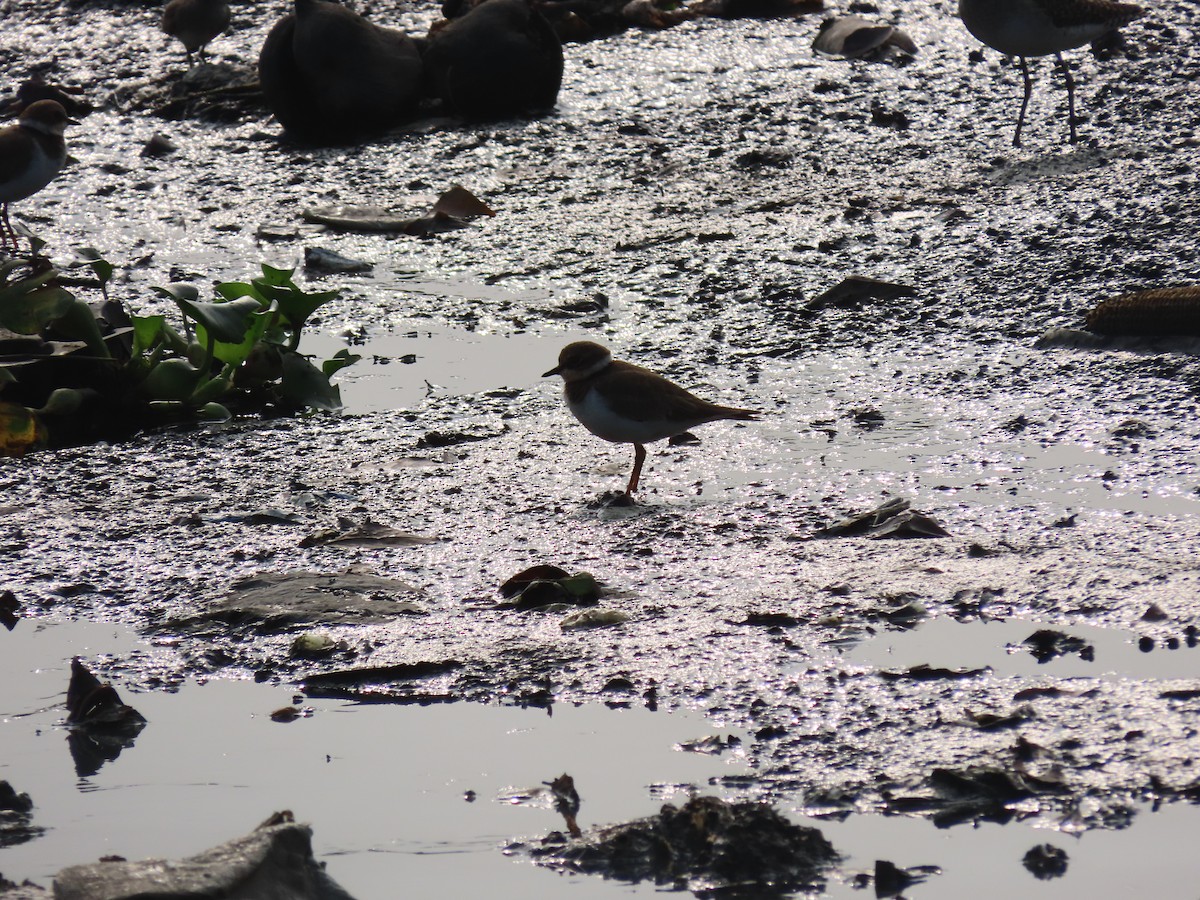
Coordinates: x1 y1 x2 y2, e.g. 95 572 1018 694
1015 55 1034 148
1056 51 1079 143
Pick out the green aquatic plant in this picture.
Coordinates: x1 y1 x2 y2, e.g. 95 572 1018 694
0 249 359 455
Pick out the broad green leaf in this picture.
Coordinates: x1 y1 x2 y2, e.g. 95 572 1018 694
259 264 296 286
131 314 166 356
281 350 342 412
198 402 232 421
74 248 114 286
321 349 361 377
53 299 112 358
151 283 200 303
175 296 263 344
0 281 74 335
38 388 84 416
141 357 201 400
215 281 266 304
0 367 15 388
197 309 270 368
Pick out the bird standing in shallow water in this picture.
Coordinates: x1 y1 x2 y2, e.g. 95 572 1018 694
543 341 758 496
0 100 75 255
161 0 231 67
958 0 1144 147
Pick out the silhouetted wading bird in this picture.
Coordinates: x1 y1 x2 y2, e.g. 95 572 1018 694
543 341 758 496
258 0 423 144
423 0 563 120
958 0 1144 147
161 0 231 67
0 100 75 254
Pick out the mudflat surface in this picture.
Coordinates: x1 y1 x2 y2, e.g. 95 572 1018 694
3 0 1200 885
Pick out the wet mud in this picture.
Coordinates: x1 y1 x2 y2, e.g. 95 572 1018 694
3 0 1200 894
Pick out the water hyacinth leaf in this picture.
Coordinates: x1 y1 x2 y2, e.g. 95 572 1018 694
0 281 74 335
131 314 166 356
214 281 266 304
38 388 84 416
280 350 342 412
151 283 200 304
198 402 232 421
198 308 271 367
322 349 361 377
0 402 44 456
141 357 202 400
175 296 264 345
73 248 114 287
53 298 111 358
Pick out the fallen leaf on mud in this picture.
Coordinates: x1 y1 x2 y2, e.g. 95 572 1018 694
805 275 917 314
303 247 373 275
175 570 424 630
814 497 948 539
812 15 917 59
299 521 438 548
303 185 494 235
560 608 630 630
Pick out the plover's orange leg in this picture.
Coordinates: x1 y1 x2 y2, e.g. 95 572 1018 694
626 443 647 495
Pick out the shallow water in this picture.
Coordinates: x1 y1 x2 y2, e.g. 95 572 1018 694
8 618 1200 898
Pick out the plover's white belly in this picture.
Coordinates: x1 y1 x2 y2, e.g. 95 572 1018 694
0 143 65 204
567 390 682 444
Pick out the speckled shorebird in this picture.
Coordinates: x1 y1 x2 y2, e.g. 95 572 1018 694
0 100 74 254
161 0 231 66
958 0 1145 146
543 341 758 496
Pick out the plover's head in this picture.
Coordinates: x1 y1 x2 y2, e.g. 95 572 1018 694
543 340 613 380
18 100 76 136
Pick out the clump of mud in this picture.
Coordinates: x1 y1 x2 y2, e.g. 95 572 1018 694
521 795 838 893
